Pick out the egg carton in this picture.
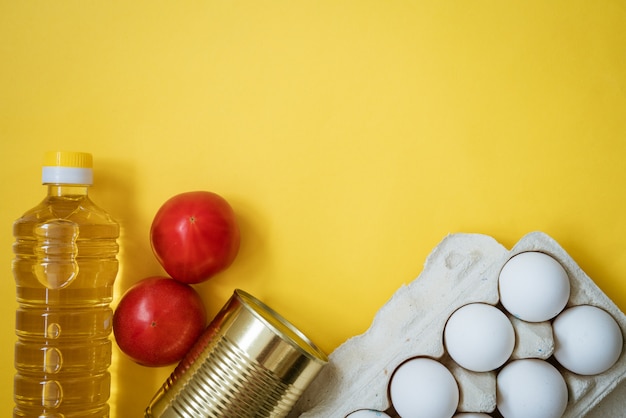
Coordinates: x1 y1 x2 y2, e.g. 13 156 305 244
288 232 626 418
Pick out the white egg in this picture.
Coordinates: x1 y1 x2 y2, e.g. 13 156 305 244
496 359 568 418
553 304 623 375
498 251 570 322
444 303 515 372
389 357 459 418
346 410 392 418
452 414 492 417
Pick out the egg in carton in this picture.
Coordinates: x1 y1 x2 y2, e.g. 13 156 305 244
288 232 626 418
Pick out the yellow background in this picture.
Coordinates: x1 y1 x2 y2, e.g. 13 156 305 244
1 1 625 416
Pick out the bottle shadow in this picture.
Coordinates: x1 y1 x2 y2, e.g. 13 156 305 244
94 158 271 416
93 158 171 417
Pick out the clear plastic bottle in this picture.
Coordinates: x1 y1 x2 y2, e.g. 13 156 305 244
12 151 120 418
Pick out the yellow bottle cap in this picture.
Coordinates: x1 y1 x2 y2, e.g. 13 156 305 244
42 151 94 185
43 151 93 169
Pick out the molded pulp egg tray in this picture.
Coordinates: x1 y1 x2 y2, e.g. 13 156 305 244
288 232 626 418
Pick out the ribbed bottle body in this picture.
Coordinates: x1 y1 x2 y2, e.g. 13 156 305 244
13 193 119 418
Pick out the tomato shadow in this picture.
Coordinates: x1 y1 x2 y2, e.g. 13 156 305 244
192 194 272 319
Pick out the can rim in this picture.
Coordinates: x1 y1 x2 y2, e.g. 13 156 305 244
234 289 329 364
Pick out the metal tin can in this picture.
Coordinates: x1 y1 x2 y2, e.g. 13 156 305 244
144 289 328 418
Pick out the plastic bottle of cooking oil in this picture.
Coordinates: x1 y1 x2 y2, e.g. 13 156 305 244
12 151 120 418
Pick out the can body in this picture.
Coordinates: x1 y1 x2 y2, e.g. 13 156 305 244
145 290 328 418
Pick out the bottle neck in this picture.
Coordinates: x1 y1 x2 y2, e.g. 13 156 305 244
47 184 90 197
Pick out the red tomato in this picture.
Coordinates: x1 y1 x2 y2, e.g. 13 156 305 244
113 276 207 367
150 191 240 284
